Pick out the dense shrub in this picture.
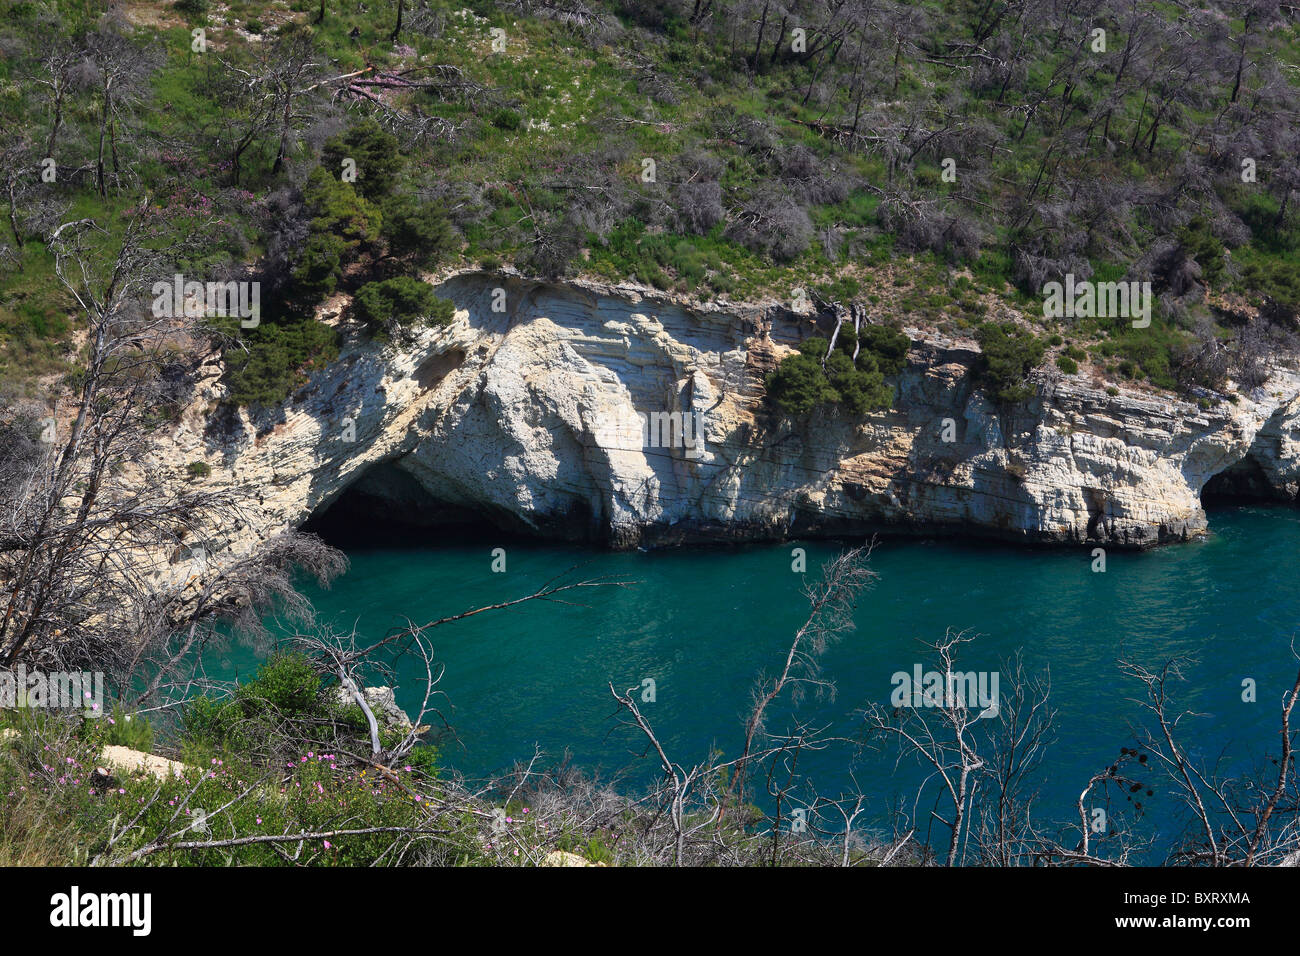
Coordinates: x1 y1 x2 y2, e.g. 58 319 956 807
353 277 454 339
321 119 402 200
221 315 341 407
381 195 456 269
1175 217 1227 289
289 169 383 307
291 232 349 306
302 167 383 250
854 324 911 376
1240 257 1300 329
765 340 842 415
766 328 903 417
240 653 325 715
1097 323 1182 391
975 322 1045 404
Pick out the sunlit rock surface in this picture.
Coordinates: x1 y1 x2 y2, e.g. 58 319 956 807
155 271 1300 569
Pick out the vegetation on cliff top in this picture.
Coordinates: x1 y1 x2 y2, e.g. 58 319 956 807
2 0 1299 408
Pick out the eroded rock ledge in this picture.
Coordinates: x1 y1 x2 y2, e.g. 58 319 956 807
157 271 1300 568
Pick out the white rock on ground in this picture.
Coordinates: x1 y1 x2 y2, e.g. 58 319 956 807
99 744 187 780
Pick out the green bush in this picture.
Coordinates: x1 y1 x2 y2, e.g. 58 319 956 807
827 350 891 415
975 322 1045 404
321 120 402 200
1097 323 1181 390
490 108 523 131
1176 216 1227 289
178 652 428 772
381 195 456 269
182 653 327 756
289 168 384 307
765 336 893 417
290 233 345 306
303 167 383 249
1055 354 1078 375
88 705 155 752
186 461 211 479
1239 256 1300 328
180 695 238 752
353 277 454 338
221 315 341 407
238 653 325 716
854 324 911 375
765 341 841 415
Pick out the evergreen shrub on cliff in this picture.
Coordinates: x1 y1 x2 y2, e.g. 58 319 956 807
766 324 909 417
353 277 454 341
220 314 341 408
291 168 384 308
974 322 1045 404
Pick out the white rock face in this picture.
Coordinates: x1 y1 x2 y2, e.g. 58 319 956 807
154 272 1300 571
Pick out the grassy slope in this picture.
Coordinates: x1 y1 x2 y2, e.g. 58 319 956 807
2 0 1298 401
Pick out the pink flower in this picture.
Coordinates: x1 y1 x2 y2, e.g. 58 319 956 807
323 840 332 849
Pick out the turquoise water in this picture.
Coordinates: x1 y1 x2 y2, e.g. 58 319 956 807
206 506 1300 852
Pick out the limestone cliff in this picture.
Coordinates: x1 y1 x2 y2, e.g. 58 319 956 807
155 271 1300 571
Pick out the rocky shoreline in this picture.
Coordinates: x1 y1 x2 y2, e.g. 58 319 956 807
152 271 1300 578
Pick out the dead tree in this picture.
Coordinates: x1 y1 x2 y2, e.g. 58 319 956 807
861 629 996 866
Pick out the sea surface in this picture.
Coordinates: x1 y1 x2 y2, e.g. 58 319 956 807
204 505 1300 857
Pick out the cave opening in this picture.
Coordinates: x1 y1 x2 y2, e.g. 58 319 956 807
1200 453 1289 507
301 460 508 549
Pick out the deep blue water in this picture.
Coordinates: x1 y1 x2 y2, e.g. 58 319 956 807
203 505 1300 857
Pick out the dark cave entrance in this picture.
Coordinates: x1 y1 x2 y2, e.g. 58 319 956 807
301 460 505 549
1200 453 1285 507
